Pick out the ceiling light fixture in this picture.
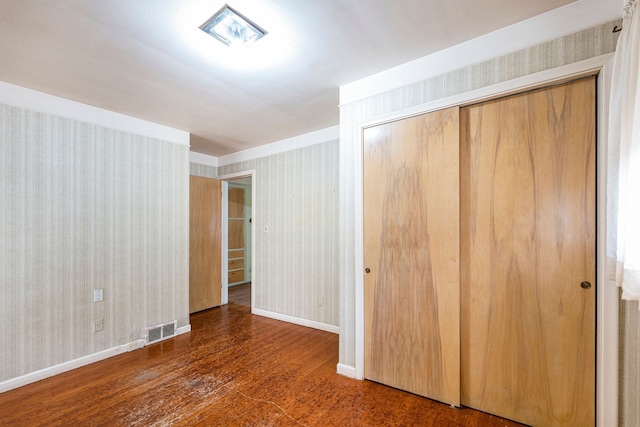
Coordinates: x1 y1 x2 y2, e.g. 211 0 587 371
199 4 267 47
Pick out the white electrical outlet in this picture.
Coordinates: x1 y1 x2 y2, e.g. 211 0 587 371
94 318 104 332
93 289 103 302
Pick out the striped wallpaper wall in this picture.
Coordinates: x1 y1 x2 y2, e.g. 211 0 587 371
338 21 620 368
190 162 218 178
0 103 189 383
620 301 640 426
217 139 340 328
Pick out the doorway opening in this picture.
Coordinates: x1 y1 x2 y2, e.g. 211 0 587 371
219 170 255 312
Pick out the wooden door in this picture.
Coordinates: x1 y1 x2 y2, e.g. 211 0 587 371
460 78 596 426
228 187 245 284
189 175 222 313
363 106 460 406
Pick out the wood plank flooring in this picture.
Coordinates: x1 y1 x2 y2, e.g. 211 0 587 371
229 282 251 308
0 297 525 426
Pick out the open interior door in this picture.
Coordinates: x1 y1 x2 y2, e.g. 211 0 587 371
189 175 223 313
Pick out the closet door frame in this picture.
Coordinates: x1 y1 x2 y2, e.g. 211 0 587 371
350 54 617 427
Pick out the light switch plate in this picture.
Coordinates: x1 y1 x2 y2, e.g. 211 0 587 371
93 289 103 302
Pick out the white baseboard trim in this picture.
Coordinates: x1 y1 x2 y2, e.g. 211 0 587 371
177 324 191 335
0 343 137 393
252 308 339 334
336 363 358 379
127 339 147 352
0 324 192 394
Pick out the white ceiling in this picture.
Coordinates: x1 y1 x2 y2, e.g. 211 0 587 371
0 0 578 157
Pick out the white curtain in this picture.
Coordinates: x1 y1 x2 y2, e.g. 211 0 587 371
609 0 640 304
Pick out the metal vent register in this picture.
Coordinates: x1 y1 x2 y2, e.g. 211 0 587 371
145 320 177 345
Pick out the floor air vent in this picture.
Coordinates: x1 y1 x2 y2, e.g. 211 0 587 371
145 320 177 345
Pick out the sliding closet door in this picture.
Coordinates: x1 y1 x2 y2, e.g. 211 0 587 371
460 78 596 426
363 106 460 406
189 175 222 313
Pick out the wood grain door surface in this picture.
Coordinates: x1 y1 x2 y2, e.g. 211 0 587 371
189 175 222 313
460 78 596 426
228 187 245 250
363 106 461 406
228 187 245 284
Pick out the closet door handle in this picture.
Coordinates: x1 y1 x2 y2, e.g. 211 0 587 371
365 268 371 274
580 281 592 290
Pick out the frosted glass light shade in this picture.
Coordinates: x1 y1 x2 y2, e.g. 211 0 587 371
200 4 267 46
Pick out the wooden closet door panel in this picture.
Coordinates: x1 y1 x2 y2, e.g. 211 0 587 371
363 106 460 406
228 187 244 218
460 78 596 426
228 187 245 284
228 188 245 251
189 176 222 313
228 219 244 250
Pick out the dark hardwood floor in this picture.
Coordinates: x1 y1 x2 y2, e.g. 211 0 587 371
229 282 251 308
0 294 525 426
